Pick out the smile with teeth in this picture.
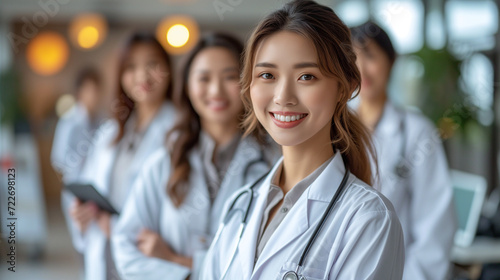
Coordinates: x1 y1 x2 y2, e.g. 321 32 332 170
272 113 307 122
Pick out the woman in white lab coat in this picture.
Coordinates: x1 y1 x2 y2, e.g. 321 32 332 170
351 21 456 280
201 1 405 279
112 33 279 280
64 32 177 280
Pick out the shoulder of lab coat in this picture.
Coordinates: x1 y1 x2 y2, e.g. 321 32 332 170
329 178 405 280
201 153 405 280
376 102 457 280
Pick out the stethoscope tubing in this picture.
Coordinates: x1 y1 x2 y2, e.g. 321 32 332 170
218 155 350 280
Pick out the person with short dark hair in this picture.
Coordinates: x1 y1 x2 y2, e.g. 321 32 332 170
351 21 456 280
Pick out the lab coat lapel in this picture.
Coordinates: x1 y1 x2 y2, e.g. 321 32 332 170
373 102 405 187
376 102 403 138
182 148 211 232
253 196 309 274
238 160 282 279
253 153 347 274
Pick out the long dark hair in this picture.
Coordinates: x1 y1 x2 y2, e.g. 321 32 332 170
112 32 174 144
241 0 375 184
166 33 244 207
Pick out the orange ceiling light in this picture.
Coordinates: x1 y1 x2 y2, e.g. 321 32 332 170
156 15 199 55
26 31 69 76
69 13 108 50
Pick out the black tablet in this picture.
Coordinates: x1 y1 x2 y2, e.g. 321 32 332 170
65 183 119 215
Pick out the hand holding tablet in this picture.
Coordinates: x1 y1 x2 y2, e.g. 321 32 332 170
65 183 119 215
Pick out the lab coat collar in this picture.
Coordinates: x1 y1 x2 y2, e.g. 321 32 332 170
376 102 404 137
254 151 346 203
237 156 283 279
305 151 348 202
252 152 349 276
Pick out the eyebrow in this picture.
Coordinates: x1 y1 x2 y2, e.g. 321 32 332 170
255 62 319 69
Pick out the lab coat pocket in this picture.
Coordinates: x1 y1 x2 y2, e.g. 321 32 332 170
277 261 326 280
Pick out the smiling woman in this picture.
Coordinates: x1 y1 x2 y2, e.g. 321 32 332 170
111 33 279 280
201 1 406 279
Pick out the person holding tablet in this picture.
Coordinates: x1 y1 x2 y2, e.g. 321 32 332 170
351 21 456 280
200 1 405 279
112 33 279 280
63 32 177 280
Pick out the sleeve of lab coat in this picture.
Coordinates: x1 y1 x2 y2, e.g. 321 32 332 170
111 152 191 280
331 210 405 280
403 122 457 280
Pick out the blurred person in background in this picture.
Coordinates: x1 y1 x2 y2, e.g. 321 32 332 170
51 66 103 183
351 21 457 280
112 33 279 280
63 32 178 280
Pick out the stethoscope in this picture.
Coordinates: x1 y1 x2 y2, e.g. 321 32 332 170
212 156 351 280
394 112 409 178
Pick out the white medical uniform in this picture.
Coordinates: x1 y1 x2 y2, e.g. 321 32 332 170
65 102 177 280
201 151 405 280
51 102 99 183
52 102 99 279
372 102 456 280
112 135 278 280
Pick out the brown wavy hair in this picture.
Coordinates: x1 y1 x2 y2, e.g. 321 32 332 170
241 0 375 184
166 33 244 207
112 32 173 144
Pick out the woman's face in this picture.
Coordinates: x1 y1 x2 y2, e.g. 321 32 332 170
121 43 170 105
354 39 392 102
187 46 242 127
250 31 340 147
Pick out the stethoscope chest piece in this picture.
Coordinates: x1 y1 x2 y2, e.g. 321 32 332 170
283 271 307 280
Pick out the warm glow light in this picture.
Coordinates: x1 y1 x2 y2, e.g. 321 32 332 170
26 32 69 76
78 26 99 49
69 13 107 50
156 15 199 55
167 24 190 48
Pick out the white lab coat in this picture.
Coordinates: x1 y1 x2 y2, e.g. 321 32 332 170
52 102 99 274
51 103 98 183
112 135 278 280
372 102 456 280
201 152 405 280
64 102 177 280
